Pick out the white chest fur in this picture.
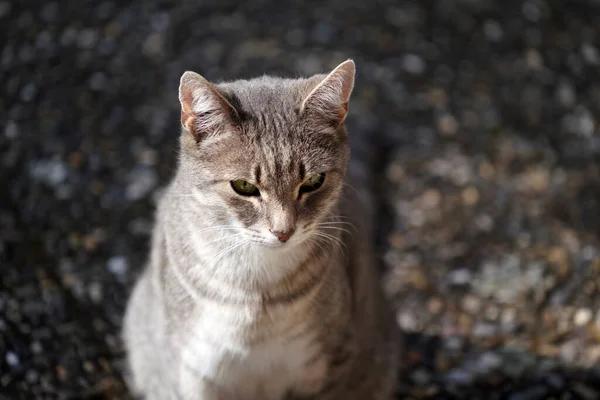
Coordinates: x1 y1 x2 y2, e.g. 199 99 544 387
179 299 326 400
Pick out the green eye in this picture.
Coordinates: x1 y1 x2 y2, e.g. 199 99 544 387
299 173 325 195
231 180 260 196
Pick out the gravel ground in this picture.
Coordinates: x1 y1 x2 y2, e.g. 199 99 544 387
2 0 600 399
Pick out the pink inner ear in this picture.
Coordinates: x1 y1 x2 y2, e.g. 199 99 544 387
180 85 196 131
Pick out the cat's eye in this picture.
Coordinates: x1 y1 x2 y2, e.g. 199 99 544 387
299 173 325 195
231 180 260 196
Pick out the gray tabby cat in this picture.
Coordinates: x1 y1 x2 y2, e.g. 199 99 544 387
122 60 400 400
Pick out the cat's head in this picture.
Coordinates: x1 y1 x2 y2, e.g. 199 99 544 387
176 60 355 249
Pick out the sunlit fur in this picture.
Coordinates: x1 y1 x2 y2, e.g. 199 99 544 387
123 60 400 400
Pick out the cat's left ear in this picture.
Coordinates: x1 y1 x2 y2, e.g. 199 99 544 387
301 59 355 127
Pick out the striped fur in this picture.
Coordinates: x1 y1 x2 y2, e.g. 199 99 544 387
123 60 400 400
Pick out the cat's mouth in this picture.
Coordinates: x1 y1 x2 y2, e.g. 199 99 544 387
253 232 304 249
255 237 295 248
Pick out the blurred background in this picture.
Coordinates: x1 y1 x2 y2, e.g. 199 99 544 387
2 0 600 398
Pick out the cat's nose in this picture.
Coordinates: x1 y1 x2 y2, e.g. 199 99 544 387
270 229 295 242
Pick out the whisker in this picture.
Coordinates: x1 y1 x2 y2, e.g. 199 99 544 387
213 239 248 265
316 226 354 237
306 237 327 259
324 214 353 220
312 232 346 255
314 222 357 233
189 226 241 234
203 233 246 246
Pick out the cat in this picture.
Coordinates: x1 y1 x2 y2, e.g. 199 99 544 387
122 59 400 400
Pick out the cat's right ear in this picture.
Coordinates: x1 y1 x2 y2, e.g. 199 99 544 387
178 71 239 140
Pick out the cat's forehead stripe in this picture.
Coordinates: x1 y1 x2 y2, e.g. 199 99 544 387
254 165 261 185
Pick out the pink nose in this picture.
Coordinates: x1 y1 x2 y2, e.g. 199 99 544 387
270 229 295 242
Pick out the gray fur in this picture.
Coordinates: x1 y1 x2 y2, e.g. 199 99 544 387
122 60 400 400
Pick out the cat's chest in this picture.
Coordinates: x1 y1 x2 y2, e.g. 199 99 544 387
180 301 326 400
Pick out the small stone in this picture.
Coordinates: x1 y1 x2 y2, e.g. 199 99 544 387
437 113 459 136
450 165 471 186
142 32 164 57
139 149 158 166
96 2 115 20
30 159 68 187
526 49 543 70
547 246 568 265
40 2 59 23
563 106 596 137
526 167 550 192
88 282 103 303
427 297 443 314
581 43 600 65
26 369 39 383
107 256 128 276
473 322 496 337
475 214 494 232
151 12 169 32
445 368 473 385
0 1 11 19
448 268 471 285
556 81 576 108
479 161 495 180
397 310 419 332
422 189 441 209
545 373 566 389
560 340 578 363
385 163 404 183
574 308 593 327
411 368 431 385
477 351 502 371
428 88 447 107
462 294 481 314
583 345 600 366
83 361 95 373
501 307 517 325
4 121 18 139
311 23 334 45
30 341 43 354
444 336 463 350
483 20 503 42
522 1 540 22
77 28 98 49
402 54 425 74
387 233 404 249
89 72 108 91
408 269 428 290
60 26 78 46
6 351 19 367
408 209 426 227
20 83 37 102
35 30 53 50
126 167 158 201
56 365 68 381
461 186 479 206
